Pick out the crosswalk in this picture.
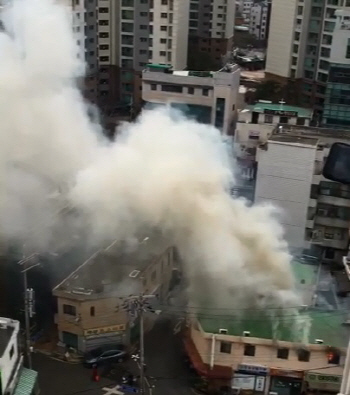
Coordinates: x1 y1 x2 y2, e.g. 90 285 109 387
102 385 124 395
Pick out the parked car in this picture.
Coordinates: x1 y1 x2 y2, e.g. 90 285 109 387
83 345 128 367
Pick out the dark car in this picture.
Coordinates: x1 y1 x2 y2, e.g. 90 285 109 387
83 345 128 367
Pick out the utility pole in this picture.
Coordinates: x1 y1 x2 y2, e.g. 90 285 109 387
122 294 156 395
19 253 40 370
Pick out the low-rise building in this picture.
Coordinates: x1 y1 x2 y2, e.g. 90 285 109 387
184 258 346 395
0 317 38 395
142 63 240 135
53 236 175 352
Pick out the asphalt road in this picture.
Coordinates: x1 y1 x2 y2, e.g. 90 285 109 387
32 317 193 395
144 318 193 395
32 352 117 395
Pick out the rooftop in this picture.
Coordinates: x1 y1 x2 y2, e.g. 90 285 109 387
269 134 319 147
53 235 170 299
0 318 17 357
198 258 350 348
247 103 313 118
145 64 238 78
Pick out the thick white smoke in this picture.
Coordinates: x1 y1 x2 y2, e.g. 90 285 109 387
0 0 301 311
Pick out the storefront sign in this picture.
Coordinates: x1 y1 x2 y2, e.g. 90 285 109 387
270 368 303 379
84 324 126 336
232 374 255 390
305 373 341 391
237 364 269 375
232 374 265 392
255 376 265 391
264 109 298 117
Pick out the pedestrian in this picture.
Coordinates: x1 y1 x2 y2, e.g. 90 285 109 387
92 363 100 382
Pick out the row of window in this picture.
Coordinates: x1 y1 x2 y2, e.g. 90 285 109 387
149 84 211 96
220 342 312 362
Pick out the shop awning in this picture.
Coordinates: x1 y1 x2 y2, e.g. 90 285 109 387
13 367 38 395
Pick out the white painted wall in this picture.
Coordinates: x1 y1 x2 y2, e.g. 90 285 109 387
266 0 298 77
330 9 350 64
255 141 316 249
0 318 20 394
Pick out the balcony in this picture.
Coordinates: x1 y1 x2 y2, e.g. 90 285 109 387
309 232 348 250
318 194 350 207
314 215 349 228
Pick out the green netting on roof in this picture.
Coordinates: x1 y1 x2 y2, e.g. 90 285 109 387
13 368 38 395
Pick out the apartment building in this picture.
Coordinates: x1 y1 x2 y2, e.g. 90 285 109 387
232 102 313 201
255 125 350 261
142 63 240 135
53 236 175 352
249 0 268 40
0 318 39 395
266 0 350 115
323 8 350 127
184 258 346 395
188 0 235 69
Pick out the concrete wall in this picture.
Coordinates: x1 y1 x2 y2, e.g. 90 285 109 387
255 141 317 249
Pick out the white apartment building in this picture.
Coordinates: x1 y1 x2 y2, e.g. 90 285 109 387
142 63 240 135
0 318 21 395
151 0 189 69
254 126 350 261
266 0 350 111
0 318 38 395
249 0 268 40
242 0 253 23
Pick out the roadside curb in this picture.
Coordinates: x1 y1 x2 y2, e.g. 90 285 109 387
34 349 82 364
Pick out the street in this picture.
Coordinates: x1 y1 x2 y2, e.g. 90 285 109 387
144 318 193 395
33 317 194 395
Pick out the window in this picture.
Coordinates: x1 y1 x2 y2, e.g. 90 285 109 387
90 306 95 316
161 84 182 93
321 47 331 58
161 0 167 4
100 56 109 62
202 88 209 96
264 114 273 123
140 37 147 42
159 51 166 56
346 38 350 59
151 84 157 90
122 35 133 45
9 345 14 359
167 52 172 61
161 12 167 18
139 49 147 54
277 348 289 359
244 344 256 356
99 20 109 26
298 349 310 362
100 44 109 50
99 7 108 13
328 351 340 364
140 12 147 16
122 0 133 5
160 25 167 31
188 87 194 94
140 24 147 30
122 22 134 32
160 38 167 43
220 341 232 354
63 304 76 316
99 32 109 38
122 10 134 19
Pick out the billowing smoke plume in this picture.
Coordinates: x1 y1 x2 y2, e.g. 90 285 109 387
0 0 301 312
